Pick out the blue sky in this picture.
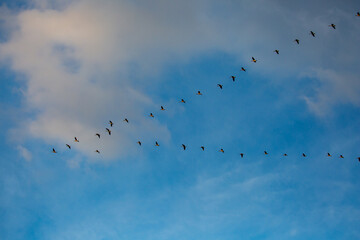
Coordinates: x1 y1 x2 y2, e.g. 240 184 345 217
1 0 360 239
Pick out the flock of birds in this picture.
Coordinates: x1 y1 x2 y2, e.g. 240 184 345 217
52 12 360 163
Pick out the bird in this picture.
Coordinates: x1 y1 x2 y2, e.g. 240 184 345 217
66 144 71 149
155 141 160 146
231 76 236 82
182 144 186 150
124 118 129 123
356 12 360 17
310 31 316 37
137 141 142 146
340 155 344 159
220 148 224 153
217 84 223 89
201 146 205 151
251 57 257 63
106 128 111 135
358 157 360 162
327 153 332 157
149 113 154 118
160 106 165 111
109 120 113 127
95 150 100 154
197 91 202 95
74 137 79 142
294 39 300 44
52 148 57 153
240 153 244 158
302 153 306 157
274 49 279 54
264 151 268 155
241 67 246 72
283 153 288 156
329 24 336 29
95 133 100 138
181 99 186 103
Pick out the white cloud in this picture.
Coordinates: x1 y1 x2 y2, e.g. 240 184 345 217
17 145 32 161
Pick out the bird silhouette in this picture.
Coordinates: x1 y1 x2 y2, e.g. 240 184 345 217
149 113 154 118
264 151 268 155
220 148 224 153
155 141 160 147
329 24 336 29
340 155 344 159
294 39 300 44
106 128 111 135
358 157 360 162
182 144 186 150
217 84 223 89
327 153 332 157
201 146 205 151
251 57 257 63
161 106 165 111
283 153 288 156
356 12 360 17
240 153 244 158
109 120 113 127
302 153 306 157
96 133 100 138
124 118 129 123
310 31 316 37
231 76 236 82
95 150 100 154
274 50 279 54
66 144 71 149
52 148 57 153
181 99 186 103
74 137 79 142
241 67 246 72
197 91 203 95
137 141 142 146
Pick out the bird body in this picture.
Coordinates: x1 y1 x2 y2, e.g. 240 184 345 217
106 128 111 135
155 141 160 146
264 151 268 155
182 144 186 150
251 57 257 63
181 99 186 103
66 144 71 149
220 148 224 153
150 113 154 118
197 91 202 95
74 137 79 142
201 146 205 151
137 141 142 146
295 39 300 44
231 76 236 82
217 84 223 89
240 153 244 158
109 120 113 127
124 118 129 123
161 106 165 111
310 31 316 37
241 67 246 72
340 155 344 159
283 153 288 156
52 148 57 153
356 12 360 17
95 150 100 154
329 24 336 29
96 133 100 138
274 50 279 54
327 153 331 157
302 153 306 157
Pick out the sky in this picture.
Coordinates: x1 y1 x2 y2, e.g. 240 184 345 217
0 0 360 239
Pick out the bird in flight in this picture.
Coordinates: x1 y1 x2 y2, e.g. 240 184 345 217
109 120 113 127
137 141 142 146
356 12 360 17
251 57 257 63
182 144 186 150
220 148 224 153
95 133 100 138
283 153 288 156
264 151 268 155
66 144 71 149
155 141 160 147
149 113 154 118
294 39 300 44
310 31 316 37
241 67 246 72
302 153 306 157
274 50 279 54
161 106 165 111
339 155 344 159
201 146 205 151
231 76 236 82
181 99 186 103
240 153 244 158
106 128 111 135
95 150 100 154
329 24 336 29
358 157 360 162
124 118 129 123
217 84 223 89
74 137 79 142
52 148 57 153
197 91 203 95
327 153 332 157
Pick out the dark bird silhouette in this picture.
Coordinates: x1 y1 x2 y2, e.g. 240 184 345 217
220 148 224 153
340 155 344 159
106 128 111 135
241 67 246 72
160 106 165 111
149 113 154 118
329 24 336 29
356 12 360 17
310 31 316 37
264 151 268 155
124 118 129 123
294 39 300 44
231 76 236 82
201 146 205 151
283 153 288 156
52 148 57 153
155 141 160 147
74 137 79 142
137 141 142 146
109 120 113 127
302 153 306 157
358 157 360 162
251 57 257 63
240 153 244 158
66 144 71 149
181 99 186 103
217 84 223 89
197 90 203 95
182 144 186 150
96 133 100 138
95 150 100 154
274 49 279 54
327 153 332 157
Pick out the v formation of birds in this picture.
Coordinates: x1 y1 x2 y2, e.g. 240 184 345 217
51 13 360 163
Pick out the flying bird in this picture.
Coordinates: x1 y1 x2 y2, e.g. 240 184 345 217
340 155 344 159
182 144 186 150
66 144 71 149
251 57 257 63
310 31 316 37
329 24 336 29
283 153 288 156
274 49 279 54
240 153 244 158
52 148 57 153
149 113 154 118
96 133 100 138
109 120 113 127
197 91 202 95
356 12 360 17
160 106 165 111
181 99 186 103
95 150 100 154
327 153 332 157
137 141 142 146
155 141 160 147
201 146 205 151
302 153 306 157
231 76 236 82
294 39 300 44
217 84 223 89
241 67 246 72
124 118 129 123
74 137 79 142
220 148 224 153
106 128 111 135
264 151 268 155
358 157 360 162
